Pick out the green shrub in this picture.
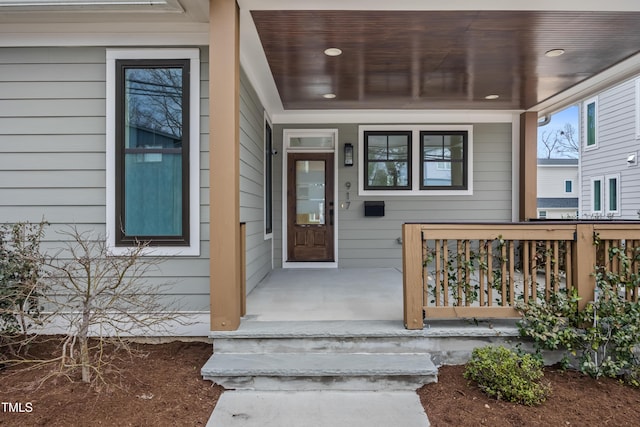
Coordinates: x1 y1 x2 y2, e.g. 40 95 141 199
463 346 551 406
517 245 640 386
0 221 48 356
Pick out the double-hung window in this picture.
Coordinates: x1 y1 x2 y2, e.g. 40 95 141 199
106 49 200 256
420 131 467 190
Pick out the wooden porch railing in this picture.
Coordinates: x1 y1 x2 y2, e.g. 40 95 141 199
402 222 640 330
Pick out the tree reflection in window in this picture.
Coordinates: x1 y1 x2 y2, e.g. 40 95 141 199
116 59 190 245
364 131 411 190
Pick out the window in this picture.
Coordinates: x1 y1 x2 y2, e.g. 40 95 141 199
264 117 273 237
565 180 573 193
583 97 598 149
420 131 467 190
591 177 603 213
106 49 200 256
364 131 411 190
606 174 620 215
358 125 473 196
539 211 547 219
636 78 640 139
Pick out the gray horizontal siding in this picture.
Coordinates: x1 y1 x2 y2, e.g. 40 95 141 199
272 122 512 269
0 46 211 313
239 67 272 293
581 76 640 218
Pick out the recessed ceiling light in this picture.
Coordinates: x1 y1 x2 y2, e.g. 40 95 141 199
545 49 565 58
323 93 336 99
484 94 499 100
324 48 342 57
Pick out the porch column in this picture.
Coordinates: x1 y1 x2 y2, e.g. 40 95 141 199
519 112 538 221
209 0 241 331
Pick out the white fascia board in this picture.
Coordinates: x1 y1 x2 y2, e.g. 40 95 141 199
237 0 640 12
0 22 208 47
271 110 517 125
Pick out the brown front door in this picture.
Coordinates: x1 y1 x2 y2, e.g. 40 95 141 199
287 152 334 262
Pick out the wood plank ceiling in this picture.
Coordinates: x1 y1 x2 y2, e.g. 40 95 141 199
251 10 640 110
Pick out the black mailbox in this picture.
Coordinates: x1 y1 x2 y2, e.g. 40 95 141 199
364 201 385 217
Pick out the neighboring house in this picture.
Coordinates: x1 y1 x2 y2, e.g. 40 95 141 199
580 74 640 219
1 1 640 332
537 158 579 219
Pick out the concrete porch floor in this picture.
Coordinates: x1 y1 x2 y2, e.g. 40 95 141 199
245 268 404 322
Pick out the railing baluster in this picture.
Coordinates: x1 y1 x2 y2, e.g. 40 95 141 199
545 240 551 301
435 239 441 307
530 240 537 301
479 240 486 306
565 241 572 292
553 240 560 293
501 243 507 306
442 239 449 307
509 240 515 306
465 240 471 306
457 240 463 306
523 240 530 303
423 237 429 309
487 240 493 306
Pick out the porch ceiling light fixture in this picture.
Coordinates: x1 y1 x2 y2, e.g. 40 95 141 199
323 93 336 99
545 49 565 58
484 94 499 100
324 48 342 57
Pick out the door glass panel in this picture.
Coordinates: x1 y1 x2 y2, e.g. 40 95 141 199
296 160 325 225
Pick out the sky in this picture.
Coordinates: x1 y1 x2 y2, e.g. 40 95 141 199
537 104 580 159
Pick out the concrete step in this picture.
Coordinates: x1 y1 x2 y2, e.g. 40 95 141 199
201 352 437 391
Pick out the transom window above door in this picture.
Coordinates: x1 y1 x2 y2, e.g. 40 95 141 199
358 125 473 196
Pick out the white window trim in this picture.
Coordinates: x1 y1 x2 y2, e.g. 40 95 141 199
281 129 338 269
590 176 604 215
105 48 200 256
605 173 621 216
583 96 598 151
264 112 274 240
636 78 640 140
358 124 473 196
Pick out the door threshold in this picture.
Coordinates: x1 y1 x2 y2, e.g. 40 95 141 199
282 262 338 269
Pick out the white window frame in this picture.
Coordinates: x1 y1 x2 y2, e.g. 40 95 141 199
105 48 200 256
590 176 604 215
358 124 473 196
583 96 598 151
635 78 640 140
281 128 339 269
605 173 621 216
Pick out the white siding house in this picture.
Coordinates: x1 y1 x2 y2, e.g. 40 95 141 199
580 75 640 219
537 158 579 219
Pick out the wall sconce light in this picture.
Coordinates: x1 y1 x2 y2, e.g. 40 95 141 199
344 143 354 167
